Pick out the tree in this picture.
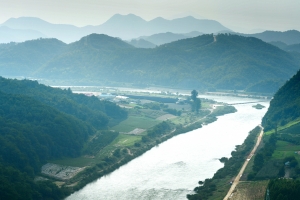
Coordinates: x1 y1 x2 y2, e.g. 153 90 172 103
253 153 264 172
191 90 201 113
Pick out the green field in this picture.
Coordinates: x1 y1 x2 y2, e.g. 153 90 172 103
265 119 300 135
112 134 142 147
111 116 160 132
96 133 142 158
272 140 300 161
231 181 269 200
140 109 167 119
267 120 300 162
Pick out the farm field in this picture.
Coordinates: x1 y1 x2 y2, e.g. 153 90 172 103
230 181 269 200
111 116 160 132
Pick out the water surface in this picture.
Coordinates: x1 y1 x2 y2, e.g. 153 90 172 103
67 96 269 200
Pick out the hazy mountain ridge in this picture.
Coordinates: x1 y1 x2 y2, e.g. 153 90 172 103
0 38 67 76
269 41 300 53
88 14 230 40
127 39 156 48
137 31 202 46
1 34 299 92
129 30 300 48
1 17 90 43
0 14 230 43
238 30 300 45
0 26 46 43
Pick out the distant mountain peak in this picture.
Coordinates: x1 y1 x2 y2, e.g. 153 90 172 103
105 13 146 23
151 17 164 21
176 16 196 20
4 16 50 25
75 33 134 50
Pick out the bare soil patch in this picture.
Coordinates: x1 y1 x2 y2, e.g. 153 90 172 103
230 181 269 200
41 163 85 180
156 114 177 120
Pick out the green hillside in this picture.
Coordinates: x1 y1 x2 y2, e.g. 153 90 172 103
41 34 300 92
0 38 66 76
0 77 127 128
249 30 300 45
0 77 127 199
262 69 300 130
245 69 300 198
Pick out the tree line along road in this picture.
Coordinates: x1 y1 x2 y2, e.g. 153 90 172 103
223 125 264 200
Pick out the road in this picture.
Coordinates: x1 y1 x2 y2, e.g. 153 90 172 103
223 125 264 200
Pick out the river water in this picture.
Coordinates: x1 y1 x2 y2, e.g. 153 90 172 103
66 95 269 200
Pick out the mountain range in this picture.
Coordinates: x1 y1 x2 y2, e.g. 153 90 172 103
269 41 300 53
246 30 300 45
2 14 300 49
129 30 300 48
1 33 299 93
0 14 230 43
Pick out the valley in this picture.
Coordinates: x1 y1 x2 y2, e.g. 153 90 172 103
1 6 300 199
42 87 238 190
64 92 269 200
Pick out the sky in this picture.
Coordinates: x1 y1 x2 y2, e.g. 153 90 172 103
1 0 300 33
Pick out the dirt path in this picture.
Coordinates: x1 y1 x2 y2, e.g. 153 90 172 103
223 125 264 200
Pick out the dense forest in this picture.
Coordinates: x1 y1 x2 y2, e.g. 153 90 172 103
262 69 300 130
0 38 67 76
1 34 300 92
0 77 127 199
267 179 300 200
0 77 127 128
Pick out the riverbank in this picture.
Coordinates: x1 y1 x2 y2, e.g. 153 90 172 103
60 105 236 197
223 125 264 199
65 96 269 200
187 126 262 200
32 89 235 199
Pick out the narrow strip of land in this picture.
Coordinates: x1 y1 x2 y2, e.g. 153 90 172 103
223 125 264 200
228 101 268 105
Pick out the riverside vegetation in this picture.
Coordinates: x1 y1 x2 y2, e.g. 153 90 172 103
187 69 300 199
0 77 237 199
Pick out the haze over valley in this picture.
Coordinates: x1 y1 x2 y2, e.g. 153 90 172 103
1 1 300 199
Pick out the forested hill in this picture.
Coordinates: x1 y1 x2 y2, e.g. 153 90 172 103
262 69 300 130
0 77 127 199
39 34 300 92
248 30 300 45
0 38 67 76
0 77 127 128
1 34 300 92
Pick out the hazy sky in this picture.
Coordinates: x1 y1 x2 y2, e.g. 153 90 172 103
1 0 300 32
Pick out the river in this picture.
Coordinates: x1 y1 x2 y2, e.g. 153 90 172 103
66 95 269 200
